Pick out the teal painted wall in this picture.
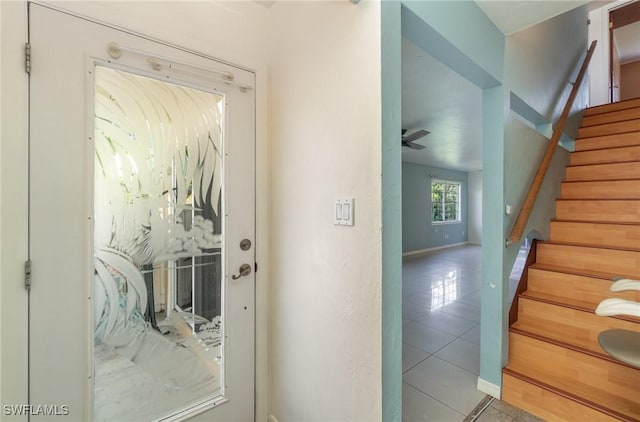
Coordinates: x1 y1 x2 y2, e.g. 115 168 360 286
381 2 402 420
502 6 588 310
480 85 507 388
503 113 571 283
505 6 590 139
402 162 468 252
401 1 503 87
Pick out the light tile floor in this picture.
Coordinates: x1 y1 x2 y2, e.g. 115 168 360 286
402 244 540 422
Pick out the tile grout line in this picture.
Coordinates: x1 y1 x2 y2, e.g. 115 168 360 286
403 381 468 420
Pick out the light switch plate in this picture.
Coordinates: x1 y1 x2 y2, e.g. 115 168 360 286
334 197 354 226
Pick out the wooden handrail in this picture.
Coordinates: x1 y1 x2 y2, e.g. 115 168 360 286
509 40 597 244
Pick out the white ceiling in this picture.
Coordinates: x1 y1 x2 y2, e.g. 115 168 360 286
614 20 640 63
401 38 483 172
475 0 590 35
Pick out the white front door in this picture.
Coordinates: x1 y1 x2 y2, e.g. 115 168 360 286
29 4 255 420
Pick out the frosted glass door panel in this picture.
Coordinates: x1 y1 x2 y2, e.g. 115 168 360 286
93 66 225 421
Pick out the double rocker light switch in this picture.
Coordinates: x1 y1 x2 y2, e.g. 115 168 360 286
334 197 354 226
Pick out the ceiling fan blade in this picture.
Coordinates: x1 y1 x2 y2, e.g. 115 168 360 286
402 129 430 143
406 142 425 150
402 140 426 150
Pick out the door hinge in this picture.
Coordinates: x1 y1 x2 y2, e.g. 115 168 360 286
25 259 32 290
254 262 258 273
25 43 31 74
609 21 613 29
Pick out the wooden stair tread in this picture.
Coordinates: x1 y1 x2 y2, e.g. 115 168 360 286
582 107 640 127
536 242 640 277
577 120 640 138
529 263 632 281
509 325 634 368
552 218 640 226
556 198 640 202
527 267 640 308
539 240 640 253
561 180 640 200
562 178 640 183
572 144 640 153
503 369 637 421
570 145 640 166
544 239 640 252
585 98 640 116
565 162 640 181
519 291 640 324
549 221 640 250
567 160 640 168
575 132 640 151
520 290 597 312
555 199 640 223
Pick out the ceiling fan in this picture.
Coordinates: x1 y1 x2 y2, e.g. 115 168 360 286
401 129 429 150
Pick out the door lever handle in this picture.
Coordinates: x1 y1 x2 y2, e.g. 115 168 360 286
231 263 252 280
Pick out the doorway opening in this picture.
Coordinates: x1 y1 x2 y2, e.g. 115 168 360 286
400 37 486 419
609 0 640 101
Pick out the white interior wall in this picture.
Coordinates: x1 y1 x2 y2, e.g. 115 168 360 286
268 1 383 420
612 37 621 102
588 5 608 106
468 170 483 245
46 1 271 69
588 0 629 106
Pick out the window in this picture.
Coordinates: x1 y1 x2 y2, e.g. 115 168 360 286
431 179 461 223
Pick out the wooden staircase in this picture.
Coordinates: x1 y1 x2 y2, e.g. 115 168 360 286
503 98 640 421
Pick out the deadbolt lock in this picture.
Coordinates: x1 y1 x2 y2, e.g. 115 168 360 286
240 239 252 251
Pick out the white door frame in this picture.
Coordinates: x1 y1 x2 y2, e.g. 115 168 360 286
0 2 269 420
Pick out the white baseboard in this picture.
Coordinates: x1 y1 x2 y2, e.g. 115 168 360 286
477 377 501 399
403 241 469 257
267 415 279 422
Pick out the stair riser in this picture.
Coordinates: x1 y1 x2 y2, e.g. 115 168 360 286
561 181 640 199
528 268 640 307
582 107 640 127
578 119 640 138
555 200 640 223
565 162 640 181
536 243 640 277
575 132 640 151
571 146 640 165
502 373 622 422
550 221 640 250
516 297 640 355
508 333 640 406
585 98 640 116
